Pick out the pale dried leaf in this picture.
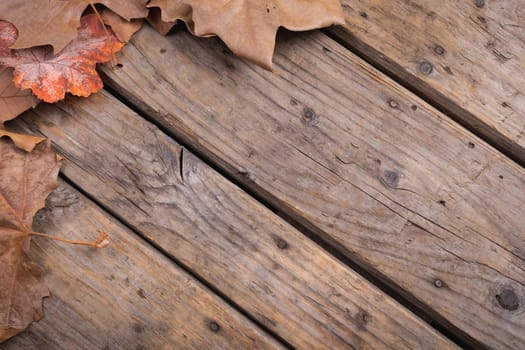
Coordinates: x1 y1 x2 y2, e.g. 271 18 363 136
0 139 61 343
0 23 39 125
102 9 144 43
0 67 39 125
0 0 148 53
147 7 177 36
0 130 45 153
148 0 345 68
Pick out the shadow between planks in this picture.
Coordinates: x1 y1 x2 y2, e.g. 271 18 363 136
328 0 525 166
8 89 457 349
95 25 525 350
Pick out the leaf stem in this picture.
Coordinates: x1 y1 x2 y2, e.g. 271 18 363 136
30 230 110 248
89 2 118 67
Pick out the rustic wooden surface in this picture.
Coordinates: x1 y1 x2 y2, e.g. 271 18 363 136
2 182 284 350
10 89 458 349
96 26 525 350
330 0 525 164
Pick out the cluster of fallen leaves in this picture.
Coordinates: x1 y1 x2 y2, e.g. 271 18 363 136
0 0 344 343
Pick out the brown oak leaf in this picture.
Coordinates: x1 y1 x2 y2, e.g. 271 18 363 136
0 0 147 53
0 22 37 121
0 139 62 343
0 67 38 127
0 22 42 151
0 14 124 103
102 9 144 43
148 0 345 68
0 21 17 53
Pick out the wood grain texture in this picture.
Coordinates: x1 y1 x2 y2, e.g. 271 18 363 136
329 0 525 164
2 183 283 350
97 26 525 349
12 90 458 350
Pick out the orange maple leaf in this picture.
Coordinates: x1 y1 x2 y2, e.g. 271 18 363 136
0 14 124 103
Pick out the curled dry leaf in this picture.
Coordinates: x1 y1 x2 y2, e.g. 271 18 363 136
0 0 148 53
147 7 177 36
101 9 144 43
0 14 124 103
0 139 62 343
148 0 345 69
0 128 45 153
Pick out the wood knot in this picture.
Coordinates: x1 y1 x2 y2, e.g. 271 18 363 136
418 60 434 75
301 107 319 126
496 289 519 310
383 170 400 188
474 0 485 8
136 288 146 299
355 309 370 330
133 322 145 334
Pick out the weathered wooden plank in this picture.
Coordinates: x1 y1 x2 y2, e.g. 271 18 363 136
2 182 284 350
329 0 525 164
96 26 525 349
12 90 458 349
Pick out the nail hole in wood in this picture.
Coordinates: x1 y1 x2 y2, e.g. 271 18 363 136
209 321 221 332
388 99 399 108
276 238 289 250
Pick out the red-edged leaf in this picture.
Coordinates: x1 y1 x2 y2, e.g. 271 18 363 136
0 14 124 103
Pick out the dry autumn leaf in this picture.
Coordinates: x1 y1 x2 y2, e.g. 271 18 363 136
0 0 148 53
0 20 17 51
0 21 36 121
0 67 38 127
102 9 144 43
0 21 42 151
0 14 124 103
0 139 61 343
148 0 345 68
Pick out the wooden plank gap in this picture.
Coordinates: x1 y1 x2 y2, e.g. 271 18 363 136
100 70 484 350
324 27 525 168
95 26 525 349
57 170 296 350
